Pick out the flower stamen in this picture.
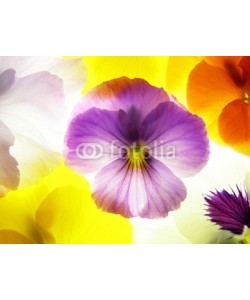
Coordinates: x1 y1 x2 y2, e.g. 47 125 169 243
128 143 149 168
243 91 250 104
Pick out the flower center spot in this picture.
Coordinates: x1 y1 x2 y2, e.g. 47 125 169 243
243 91 250 104
128 143 149 168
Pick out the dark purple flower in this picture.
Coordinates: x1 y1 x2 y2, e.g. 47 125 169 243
64 77 209 218
205 186 250 235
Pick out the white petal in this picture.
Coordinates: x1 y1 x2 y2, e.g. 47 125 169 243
0 71 66 186
246 172 250 196
0 120 19 195
10 134 61 187
0 71 66 151
131 214 191 244
0 56 85 110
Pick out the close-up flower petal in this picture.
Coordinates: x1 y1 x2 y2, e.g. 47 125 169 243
82 56 169 93
0 69 67 187
93 156 187 218
0 120 19 196
140 101 209 177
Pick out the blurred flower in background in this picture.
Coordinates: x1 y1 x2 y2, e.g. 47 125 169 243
166 56 250 156
0 57 85 196
0 165 132 244
174 143 250 244
81 56 169 93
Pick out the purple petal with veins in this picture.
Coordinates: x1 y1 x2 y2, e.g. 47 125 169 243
70 77 170 124
93 156 187 218
140 101 209 177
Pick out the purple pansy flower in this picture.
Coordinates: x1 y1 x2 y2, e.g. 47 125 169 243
205 186 250 236
64 77 209 218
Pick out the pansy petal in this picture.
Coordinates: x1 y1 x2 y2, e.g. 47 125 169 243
11 135 62 187
166 56 203 107
72 77 170 125
93 157 187 218
0 71 66 185
218 99 250 155
0 56 86 108
140 101 209 178
0 72 65 149
35 186 133 244
0 120 19 196
204 56 243 84
0 230 34 244
0 165 83 243
0 57 57 76
0 164 132 244
0 187 44 243
131 214 191 244
65 107 133 174
187 60 243 143
83 56 169 93
0 69 16 96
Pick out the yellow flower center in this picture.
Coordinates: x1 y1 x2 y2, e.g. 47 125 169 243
128 143 149 168
243 91 250 104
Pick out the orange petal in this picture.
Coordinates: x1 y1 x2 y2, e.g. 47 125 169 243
204 56 243 87
204 56 242 69
187 60 243 143
218 99 250 155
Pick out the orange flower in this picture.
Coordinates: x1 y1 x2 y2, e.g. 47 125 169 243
167 57 250 156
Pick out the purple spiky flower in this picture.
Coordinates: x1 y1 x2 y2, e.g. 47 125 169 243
205 186 250 235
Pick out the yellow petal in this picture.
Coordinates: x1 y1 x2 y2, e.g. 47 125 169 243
0 164 133 244
35 185 133 244
0 230 34 244
0 187 44 243
166 56 203 106
0 164 86 243
82 56 169 93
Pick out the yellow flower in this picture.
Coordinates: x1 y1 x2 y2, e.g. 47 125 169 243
81 56 169 93
0 164 133 244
